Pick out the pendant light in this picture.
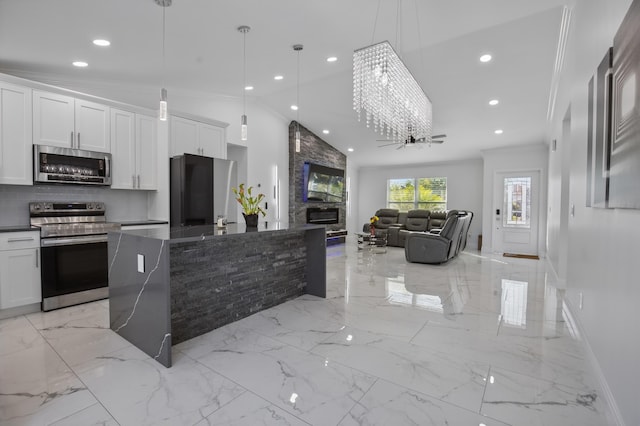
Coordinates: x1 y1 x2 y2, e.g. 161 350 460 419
293 44 303 152
155 0 171 121
238 25 250 141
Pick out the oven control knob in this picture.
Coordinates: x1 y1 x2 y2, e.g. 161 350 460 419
95 203 105 211
31 203 42 212
87 202 95 210
44 203 52 210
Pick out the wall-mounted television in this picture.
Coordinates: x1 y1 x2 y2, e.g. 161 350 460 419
303 162 345 203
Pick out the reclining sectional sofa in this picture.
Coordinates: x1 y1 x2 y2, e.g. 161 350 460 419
362 208 473 264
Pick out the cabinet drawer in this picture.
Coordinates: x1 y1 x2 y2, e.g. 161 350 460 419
0 231 40 251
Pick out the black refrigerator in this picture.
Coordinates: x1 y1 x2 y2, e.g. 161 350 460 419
170 154 237 227
170 154 213 226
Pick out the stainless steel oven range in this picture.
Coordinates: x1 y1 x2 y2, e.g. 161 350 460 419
29 201 120 311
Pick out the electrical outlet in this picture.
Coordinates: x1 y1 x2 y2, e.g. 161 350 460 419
579 292 583 310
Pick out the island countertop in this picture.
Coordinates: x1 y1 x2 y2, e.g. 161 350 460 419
115 222 325 242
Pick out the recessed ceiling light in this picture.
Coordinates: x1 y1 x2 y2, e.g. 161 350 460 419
322 129 330 134
244 85 254 91
93 39 110 47
274 75 284 80
72 61 88 67
290 105 298 111
489 99 499 106
326 56 338 63
494 129 503 134
480 54 492 63
347 148 354 152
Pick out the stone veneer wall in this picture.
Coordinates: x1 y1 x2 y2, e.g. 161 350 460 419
288 121 347 229
169 230 307 344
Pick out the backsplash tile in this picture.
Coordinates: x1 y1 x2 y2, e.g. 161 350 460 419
0 185 148 226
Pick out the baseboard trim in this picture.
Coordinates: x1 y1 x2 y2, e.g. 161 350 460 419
544 257 567 289
563 299 626 426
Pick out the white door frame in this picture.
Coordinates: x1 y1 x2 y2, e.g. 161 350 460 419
492 169 542 256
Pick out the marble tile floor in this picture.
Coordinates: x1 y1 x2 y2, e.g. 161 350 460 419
0 238 615 425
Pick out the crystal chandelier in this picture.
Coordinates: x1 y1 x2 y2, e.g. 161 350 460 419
353 40 432 142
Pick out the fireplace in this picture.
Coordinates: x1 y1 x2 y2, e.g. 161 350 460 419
306 207 339 224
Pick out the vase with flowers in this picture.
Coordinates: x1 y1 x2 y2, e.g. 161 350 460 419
232 183 266 228
369 215 379 236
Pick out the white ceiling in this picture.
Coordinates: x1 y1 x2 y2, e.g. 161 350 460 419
0 0 567 167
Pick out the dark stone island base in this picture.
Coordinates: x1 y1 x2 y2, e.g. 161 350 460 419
108 223 326 367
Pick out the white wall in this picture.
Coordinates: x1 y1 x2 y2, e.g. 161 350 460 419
547 1 638 424
357 158 483 249
481 144 548 255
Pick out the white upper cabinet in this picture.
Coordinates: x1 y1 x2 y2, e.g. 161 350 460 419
33 91 110 152
110 109 136 189
199 122 226 159
170 116 198 156
136 114 157 190
170 115 226 159
32 91 74 148
75 99 110 152
0 81 32 185
111 109 157 190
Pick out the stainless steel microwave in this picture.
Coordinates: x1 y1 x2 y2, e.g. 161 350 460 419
34 145 112 186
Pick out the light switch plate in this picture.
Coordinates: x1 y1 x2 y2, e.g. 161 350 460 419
137 254 145 273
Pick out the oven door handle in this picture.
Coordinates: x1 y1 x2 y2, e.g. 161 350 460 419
41 235 107 247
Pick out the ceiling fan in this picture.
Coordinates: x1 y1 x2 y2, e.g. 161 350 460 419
378 134 447 149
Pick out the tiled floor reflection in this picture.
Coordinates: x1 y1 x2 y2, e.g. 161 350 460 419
0 238 614 425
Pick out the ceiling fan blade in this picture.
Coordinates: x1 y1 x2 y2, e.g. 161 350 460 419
378 142 400 147
431 134 447 139
396 144 405 150
430 139 445 144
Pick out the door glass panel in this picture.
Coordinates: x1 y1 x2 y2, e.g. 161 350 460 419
503 176 531 228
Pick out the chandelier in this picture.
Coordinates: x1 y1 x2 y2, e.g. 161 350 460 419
353 40 432 143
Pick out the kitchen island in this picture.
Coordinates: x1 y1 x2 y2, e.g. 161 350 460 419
108 223 326 367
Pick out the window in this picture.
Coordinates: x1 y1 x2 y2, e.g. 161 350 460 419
503 176 531 228
387 177 447 212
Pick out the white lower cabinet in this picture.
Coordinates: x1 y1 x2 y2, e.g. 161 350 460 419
0 232 41 310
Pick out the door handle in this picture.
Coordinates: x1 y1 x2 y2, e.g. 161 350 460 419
132 175 136 188
77 132 81 148
70 131 74 147
35 249 39 268
137 175 140 188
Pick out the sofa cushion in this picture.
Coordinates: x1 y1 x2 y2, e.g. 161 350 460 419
405 209 430 231
374 209 399 229
428 211 448 230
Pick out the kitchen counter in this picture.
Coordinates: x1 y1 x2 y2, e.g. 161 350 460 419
0 225 37 233
119 219 169 227
108 223 326 367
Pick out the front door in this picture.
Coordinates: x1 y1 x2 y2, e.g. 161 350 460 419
493 171 540 256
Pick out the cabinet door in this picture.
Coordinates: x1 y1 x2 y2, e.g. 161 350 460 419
0 82 32 185
199 123 226 158
0 248 41 309
33 91 74 148
136 114 157 190
75 99 110 152
110 109 136 189
170 116 198 156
